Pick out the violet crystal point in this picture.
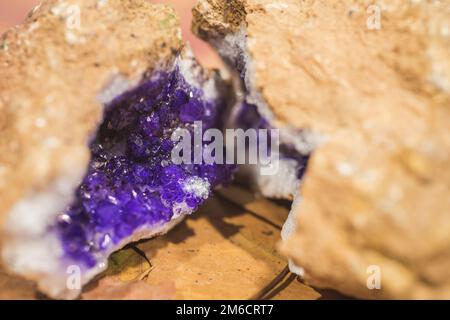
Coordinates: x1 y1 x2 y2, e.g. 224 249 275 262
55 68 235 269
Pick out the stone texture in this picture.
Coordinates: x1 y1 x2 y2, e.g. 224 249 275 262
0 0 181 286
0 0 234 299
193 0 450 299
56 67 234 269
0 185 322 300
0 0 183 226
105 185 321 300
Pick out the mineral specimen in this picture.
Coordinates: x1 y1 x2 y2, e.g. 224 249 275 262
0 0 233 299
56 68 234 269
193 0 450 299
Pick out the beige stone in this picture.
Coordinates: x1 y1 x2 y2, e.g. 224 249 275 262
193 0 450 299
0 0 202 299
0 0 183 226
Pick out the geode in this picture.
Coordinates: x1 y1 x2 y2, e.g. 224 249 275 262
194 1 315 201
0 0 234 299
193 0 450 299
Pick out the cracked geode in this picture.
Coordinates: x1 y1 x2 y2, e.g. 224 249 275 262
0 0 238 300
55 68 235 269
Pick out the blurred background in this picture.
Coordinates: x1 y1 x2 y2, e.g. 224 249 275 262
0 0 220 67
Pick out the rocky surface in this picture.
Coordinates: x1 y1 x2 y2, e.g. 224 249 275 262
0 0 234 299
193 0 450 299
0 185 322 300
0 0 182 227
55 65 234 270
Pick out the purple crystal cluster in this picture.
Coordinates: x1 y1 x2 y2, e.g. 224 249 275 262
55 68 235 268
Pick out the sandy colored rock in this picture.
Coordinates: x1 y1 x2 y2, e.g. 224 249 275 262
0 0 182 227
82 277 176 300
101 186 320 300
0 186 321 300
0 0 185 296
0 262 36 299
193 0 450 299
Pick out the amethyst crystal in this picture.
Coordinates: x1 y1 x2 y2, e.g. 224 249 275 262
55 69 235 268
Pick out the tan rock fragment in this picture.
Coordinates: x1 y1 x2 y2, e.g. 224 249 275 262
193 0 450 298
0 0 185 299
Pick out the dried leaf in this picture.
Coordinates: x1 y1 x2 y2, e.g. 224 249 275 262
106 248 153 282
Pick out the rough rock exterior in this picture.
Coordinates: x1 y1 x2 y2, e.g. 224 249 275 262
0 0 182 225
0 0 186 297
0 0 182 226
193 0 450 299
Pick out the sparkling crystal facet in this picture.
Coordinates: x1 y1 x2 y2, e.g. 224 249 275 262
55 69 235 267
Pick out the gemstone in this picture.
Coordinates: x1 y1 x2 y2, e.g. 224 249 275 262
55 68 236 267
